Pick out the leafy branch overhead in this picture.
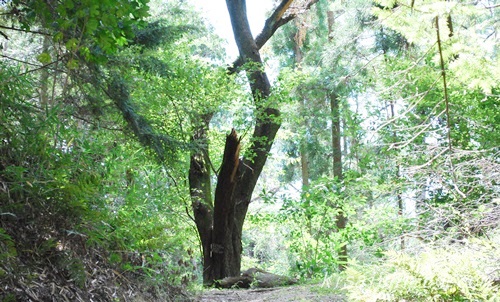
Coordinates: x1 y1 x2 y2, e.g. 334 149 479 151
91 0 319 168
2 0 149 62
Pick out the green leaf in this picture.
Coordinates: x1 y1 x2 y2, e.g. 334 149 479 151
79 46 91 60
65 38 79 51
53 32 64 42
56 5 67 18
86 18 98 34
37 52 52 64
67 59 79 69
64 0 74 10
115 36 128 47
90 4 99 17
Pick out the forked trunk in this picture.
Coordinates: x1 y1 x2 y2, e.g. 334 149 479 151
188 0 318 286
107 0 319 286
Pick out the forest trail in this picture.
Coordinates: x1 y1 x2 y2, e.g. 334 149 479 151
194 285 345 302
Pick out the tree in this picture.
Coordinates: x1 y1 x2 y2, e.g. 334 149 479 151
369 0 500 244
188 0 320 285
271 0 376 273
70 0 319 285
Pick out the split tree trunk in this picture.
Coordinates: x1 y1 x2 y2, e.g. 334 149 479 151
99 0 318 287
189 0 285 286
106 0 329 284
210 129 241 280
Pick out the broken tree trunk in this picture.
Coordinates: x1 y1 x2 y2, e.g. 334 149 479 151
189 0 320 286
210 129 241 281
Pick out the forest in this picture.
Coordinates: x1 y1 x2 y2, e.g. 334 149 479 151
0 0 499 301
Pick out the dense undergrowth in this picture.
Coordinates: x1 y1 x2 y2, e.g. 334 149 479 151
0 64 196 301
239 174 500 300
241 210 500 301
344 233 500 301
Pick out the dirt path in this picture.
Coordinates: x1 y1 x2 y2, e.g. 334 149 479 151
194 285 345 302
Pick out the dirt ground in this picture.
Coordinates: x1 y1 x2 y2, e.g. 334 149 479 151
194 285 345 302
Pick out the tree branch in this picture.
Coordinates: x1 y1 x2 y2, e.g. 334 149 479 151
102 73 183 163
228 0 319 74
0 25 51 36
1 54 65 73
435 16 452 151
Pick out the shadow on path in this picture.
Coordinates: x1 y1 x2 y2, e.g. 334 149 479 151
195 285 345 302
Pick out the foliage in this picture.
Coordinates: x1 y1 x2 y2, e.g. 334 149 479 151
0 54 198 286
272 175 411 279
369 0 499 248
345 233 500 301
251 1 499 295
0 63 95 227
373 0 499 94
2 0 150 61
2 0 260 293
0 4 212 296
241 215 292 276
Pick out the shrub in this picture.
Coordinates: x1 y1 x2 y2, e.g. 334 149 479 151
345 233 500 301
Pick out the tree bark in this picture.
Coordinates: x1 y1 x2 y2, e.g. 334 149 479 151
210 129 241 280
390 101 405 250
191 0 286 285
187 0 325 285
228 0 320 74
188 115 214 285
330 94 342 181
294 18 309 190
224 0 281 279
330 92 347 271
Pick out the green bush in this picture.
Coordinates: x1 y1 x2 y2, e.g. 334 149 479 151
345 234 500 301
0 62 198 292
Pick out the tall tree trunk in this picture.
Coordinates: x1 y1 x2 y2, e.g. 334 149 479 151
390 101 405 250
293 18 312 234
224 0 281 280
294 18 310 190
328 10 347 271
330 92 347 271
191 0 319 285
330 94 342 184
188 115 214 285
192 0 287 285
300 139 310 189
103 0 319 287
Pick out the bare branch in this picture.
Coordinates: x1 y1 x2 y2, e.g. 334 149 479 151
0 25 51 36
